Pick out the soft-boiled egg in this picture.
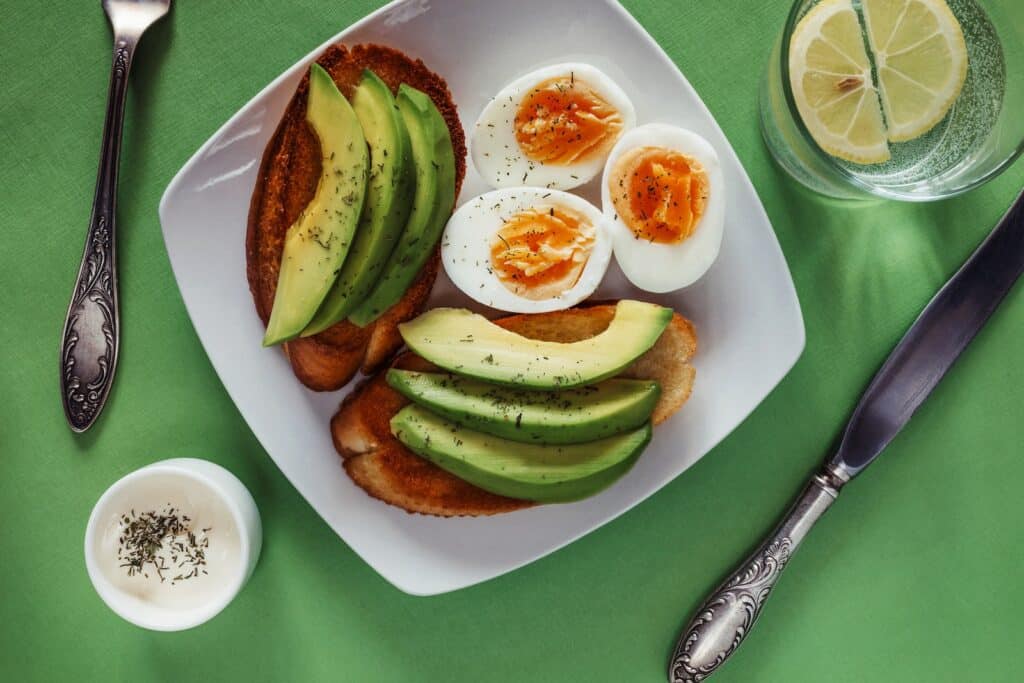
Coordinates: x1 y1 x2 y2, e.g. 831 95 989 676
472 63 636 191
442 188 612 313
601 124 725 292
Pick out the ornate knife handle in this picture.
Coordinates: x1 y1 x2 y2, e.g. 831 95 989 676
668 464 850 682
59 39 135 432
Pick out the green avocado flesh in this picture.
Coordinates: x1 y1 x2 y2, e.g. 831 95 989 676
397 300 673 389
348 84 457 327
390 405 651 502
387 369 660 444
263 64 369 346
303 70 415 335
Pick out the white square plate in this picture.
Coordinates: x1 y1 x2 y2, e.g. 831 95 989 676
159 0 804 595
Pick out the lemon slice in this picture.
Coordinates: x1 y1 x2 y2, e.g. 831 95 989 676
862 0 967 142
789 0 890 164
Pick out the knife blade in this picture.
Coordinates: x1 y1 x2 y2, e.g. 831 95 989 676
833 190 1024 475
668 189 1024 683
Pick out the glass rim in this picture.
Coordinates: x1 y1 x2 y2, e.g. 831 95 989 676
777 0 1024 201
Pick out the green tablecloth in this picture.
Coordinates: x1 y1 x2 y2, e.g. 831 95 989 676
2 1 1021 681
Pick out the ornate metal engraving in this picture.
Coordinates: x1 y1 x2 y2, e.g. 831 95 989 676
668 473 841 682
61 215 118 431
112 43 130 78
58 0 169 433
669 538 792 682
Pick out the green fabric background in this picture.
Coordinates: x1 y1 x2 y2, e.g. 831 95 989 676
2 1 1022 681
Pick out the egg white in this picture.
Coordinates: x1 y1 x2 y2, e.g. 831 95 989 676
471 63 636 192
600 124 725 293
441 188 613 313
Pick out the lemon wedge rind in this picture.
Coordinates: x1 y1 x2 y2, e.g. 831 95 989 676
862 0 968 143
788 0 891 165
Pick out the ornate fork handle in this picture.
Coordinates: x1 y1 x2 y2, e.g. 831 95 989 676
668 464 850 682
59 38 135 432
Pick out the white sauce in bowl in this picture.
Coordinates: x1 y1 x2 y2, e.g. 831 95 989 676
93 472 241 609
85 458 261 631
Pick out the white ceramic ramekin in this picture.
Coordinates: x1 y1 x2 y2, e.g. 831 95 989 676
84 458 262 631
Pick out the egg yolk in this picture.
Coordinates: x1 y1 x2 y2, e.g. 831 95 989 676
514 77 623 165
490 207 595 300
608 146 709 243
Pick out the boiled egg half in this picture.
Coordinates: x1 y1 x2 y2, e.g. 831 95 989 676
472 63 636 191
442 188 612 313
601 124 725 292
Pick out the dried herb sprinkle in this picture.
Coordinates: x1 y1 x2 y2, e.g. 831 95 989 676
116 505 210 585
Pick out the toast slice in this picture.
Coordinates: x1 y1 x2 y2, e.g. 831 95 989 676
246 44 467 391
332 304 698 516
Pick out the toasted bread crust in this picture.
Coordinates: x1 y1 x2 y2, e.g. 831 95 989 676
247 44 467 391
333 305 698 516
333 354 532 516
492 306 698 424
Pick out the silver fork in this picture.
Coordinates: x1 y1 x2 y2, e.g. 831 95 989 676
59 0 171 432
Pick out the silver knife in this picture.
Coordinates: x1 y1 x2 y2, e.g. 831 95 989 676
668 189 1024 683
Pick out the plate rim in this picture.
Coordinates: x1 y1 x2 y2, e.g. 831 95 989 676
159 0 806 595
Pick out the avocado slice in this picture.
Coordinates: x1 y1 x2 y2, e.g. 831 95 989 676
387 369 660 444
303 70 415 335
348 84 457 327
397 300 673 389
262 64 369 346
391 405 651 502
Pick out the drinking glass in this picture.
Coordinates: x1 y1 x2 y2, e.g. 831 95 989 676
760 0 1024 201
